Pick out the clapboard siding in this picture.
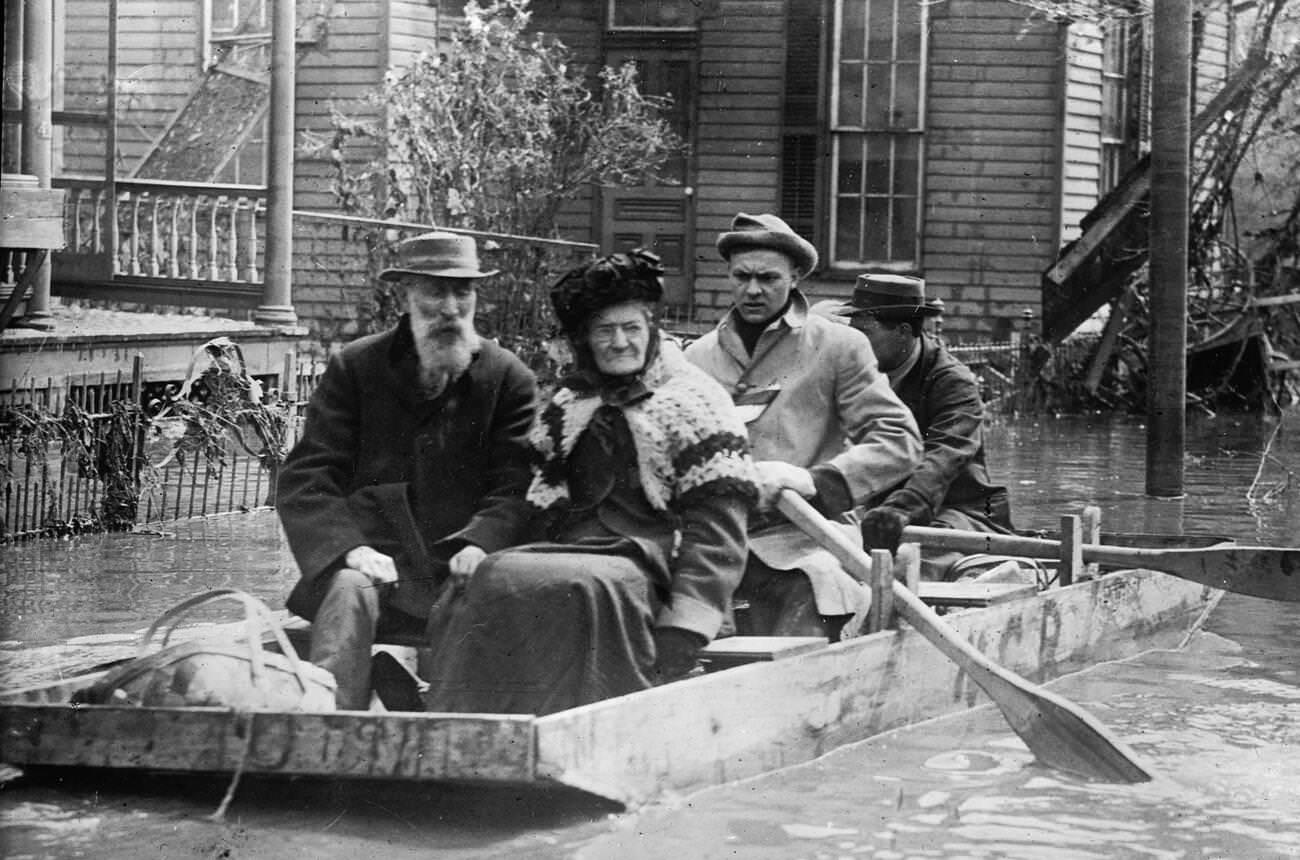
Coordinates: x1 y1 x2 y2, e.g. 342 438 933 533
919 0 1064 338
388 0 438 65
290 0 387 340
689 0 785 320
61 0 114 174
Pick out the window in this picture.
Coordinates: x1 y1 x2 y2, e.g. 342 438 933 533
828 0 925 270
608 0 700 31
202 0 269 183
1099 14 1145 195
781 0 927 273
205 0 270 70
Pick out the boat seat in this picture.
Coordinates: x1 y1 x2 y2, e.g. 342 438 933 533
917 581 1037 609
699 635 828 671
279 618 429 655
281 620 828 675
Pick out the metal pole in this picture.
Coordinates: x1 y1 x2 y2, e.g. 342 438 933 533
254 0 298 326
19 0 54 328
1146 0 1191 499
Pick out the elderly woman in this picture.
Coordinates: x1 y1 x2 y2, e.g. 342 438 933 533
423 250 757 715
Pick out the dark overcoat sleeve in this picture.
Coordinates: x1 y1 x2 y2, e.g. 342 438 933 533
882 356 985 524
275 340 384 584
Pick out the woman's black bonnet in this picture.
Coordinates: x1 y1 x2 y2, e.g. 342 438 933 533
550 249 665 336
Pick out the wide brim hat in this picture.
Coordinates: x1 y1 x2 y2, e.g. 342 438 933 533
716 212 819 274
830 274 941 319
550 249 665 337
378 231 498 280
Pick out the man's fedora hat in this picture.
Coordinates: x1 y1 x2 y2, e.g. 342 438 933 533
378 231 498 281
830 274 941 319
716 212 819 274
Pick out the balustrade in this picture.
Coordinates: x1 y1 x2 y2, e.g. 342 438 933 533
54 178 266 290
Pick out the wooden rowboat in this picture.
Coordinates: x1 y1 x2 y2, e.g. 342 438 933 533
0 546 1223 806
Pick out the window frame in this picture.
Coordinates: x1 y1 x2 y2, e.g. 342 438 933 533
824 0 928 274
606 0 701 34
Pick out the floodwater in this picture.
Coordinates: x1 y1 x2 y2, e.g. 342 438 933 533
1 412 1298 859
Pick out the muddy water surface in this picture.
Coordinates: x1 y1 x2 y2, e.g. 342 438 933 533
1 412 1297 859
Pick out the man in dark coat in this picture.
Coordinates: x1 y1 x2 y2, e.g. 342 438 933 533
276 231 536 709
819 274 1012 580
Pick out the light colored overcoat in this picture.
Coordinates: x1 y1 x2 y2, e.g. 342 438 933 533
685 291 922 617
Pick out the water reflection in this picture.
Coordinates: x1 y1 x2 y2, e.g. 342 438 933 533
987 412 1298 542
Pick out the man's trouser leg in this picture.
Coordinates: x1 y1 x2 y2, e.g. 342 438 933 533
310 568 380 710
735 560 847 639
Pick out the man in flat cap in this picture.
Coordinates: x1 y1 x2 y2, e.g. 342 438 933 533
685 213 922 638
277 231 537 709
815 275 1013 581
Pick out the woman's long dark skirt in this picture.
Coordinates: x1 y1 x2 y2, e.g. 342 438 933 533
423 545 660 715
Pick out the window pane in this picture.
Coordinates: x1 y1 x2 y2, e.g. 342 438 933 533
837 136 864 193
865 63 891 128
893 135 919 195
1102 83 1124 139
898 0 924 59
211 0 237 32
893 62 920 127
838 62 864 127
612 0 698 28
863 198 889 259
864 140 891 195
891 196 917 261
867 0 896 61
835 196 862 262
841 0 866 60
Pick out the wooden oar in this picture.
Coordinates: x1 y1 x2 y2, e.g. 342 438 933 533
777 491 1153 783
902 525 1300 602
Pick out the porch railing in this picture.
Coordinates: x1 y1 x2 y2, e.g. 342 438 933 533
53 177 267 307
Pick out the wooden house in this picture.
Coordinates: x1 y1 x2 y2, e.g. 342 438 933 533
2 0 1244 364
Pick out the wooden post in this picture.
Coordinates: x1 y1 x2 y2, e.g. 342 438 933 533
1081 506 1102 580
1083 288 1134 395
1058 515 1083 588
894 542 922 596
867 549 895 633
19 0 54 328
281 351 297 402
1146 0 1190 498
254 0 298 326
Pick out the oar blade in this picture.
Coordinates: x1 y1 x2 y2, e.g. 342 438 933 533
994 683 1153 783
780 492 1154 784
893 590 1153 784
1198 547 1300 603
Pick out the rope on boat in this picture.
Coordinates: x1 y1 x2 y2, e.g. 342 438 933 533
209 710 255 822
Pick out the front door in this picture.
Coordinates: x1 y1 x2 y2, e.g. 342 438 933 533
599 47 698 318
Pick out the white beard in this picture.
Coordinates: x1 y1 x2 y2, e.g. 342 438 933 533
413 322 480 398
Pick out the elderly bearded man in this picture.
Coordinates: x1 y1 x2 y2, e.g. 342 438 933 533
685 213 922 639
277 232 536 709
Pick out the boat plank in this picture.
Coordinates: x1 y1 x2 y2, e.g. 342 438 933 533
534 570 1219 805
0 706 536 782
